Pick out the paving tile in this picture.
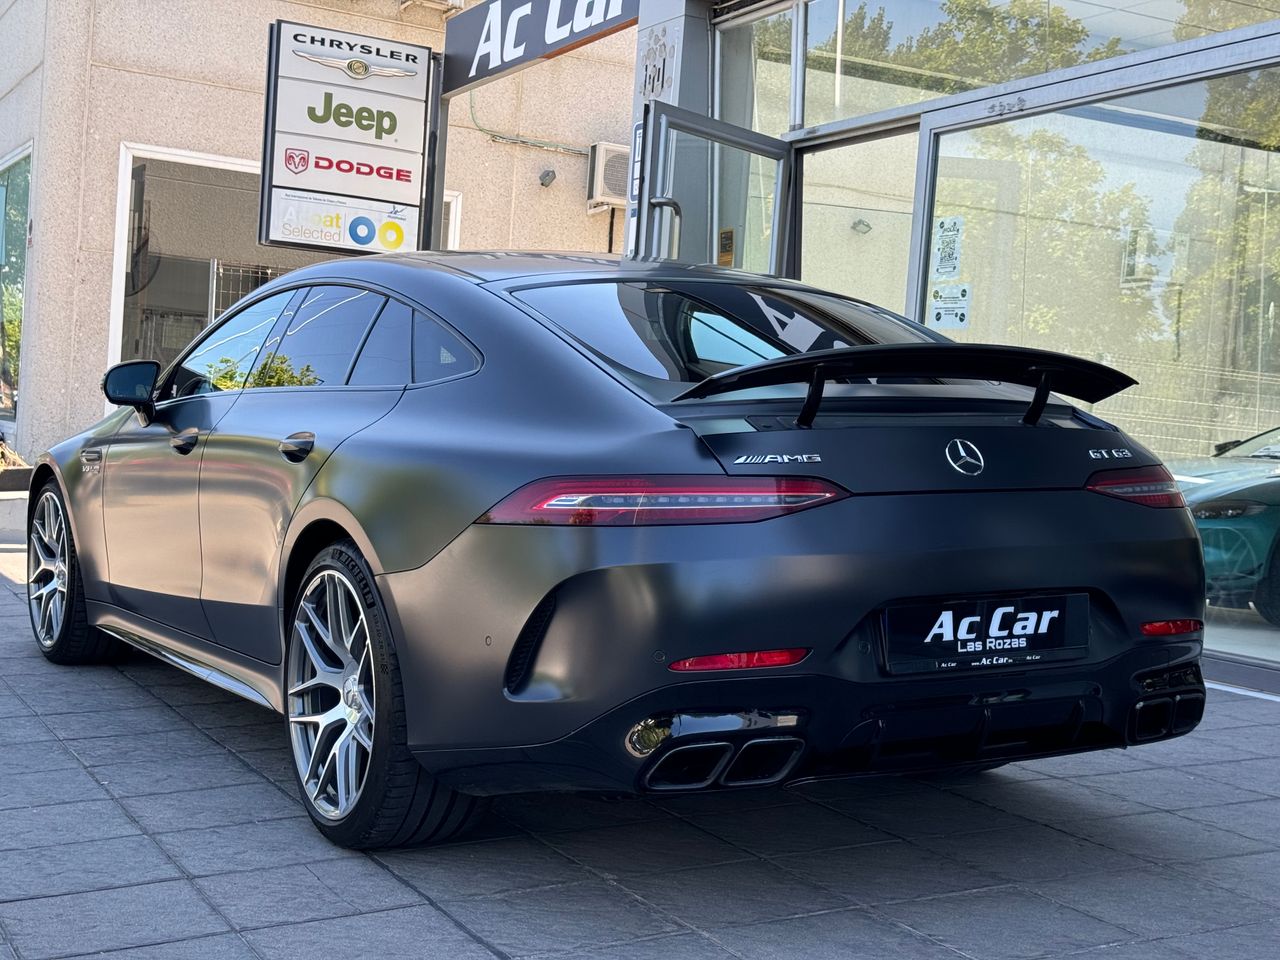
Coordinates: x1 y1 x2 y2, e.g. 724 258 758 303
493 792 666 833
1128 732 1265 766
245 905 493 960
0 694 33 717
687 803 895 857
1190 758 1280 797
200 720 282 753
915 823 1146 882
16 684 162 715
1075 767 1272 811
379 836 590 900
1159 919 1280 960
40 705 187 740
93 752 265 798
0 835 180 902
119 781 302 833
559 933 739 960
1176 797 1280 844
238 746 299 787
542 819 751 878
710 907 959 960
154 817 359 877
174 700 277 728
1020 750 1159 778
947 777 1157 823
195 858 421 930
1169 851 1280 907
880 887 1133 960
0 767 108 810
64 727 225 767
0 713 52 743
0 880 228 960
441 880 680 957
788 776 960 801
1032 865 1277 938
151 682 245 708
1197 722 1280 757
0 799 139 851
775 839 1000 905
826 790 1037 838
63 933 259 959
649 786 804 816
620 859 845 928
1061 811 1278 863
0 739 80 774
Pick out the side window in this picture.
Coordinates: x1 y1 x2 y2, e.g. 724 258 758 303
250 285 385 388
413 312 477 384
688 308 783 368
164 290 297 400
349 301 413 386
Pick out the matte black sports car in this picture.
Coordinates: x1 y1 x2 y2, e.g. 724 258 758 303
28 253 1206 848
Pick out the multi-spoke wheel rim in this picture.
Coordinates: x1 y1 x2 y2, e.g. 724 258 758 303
287 569 375 820
28 492 69 649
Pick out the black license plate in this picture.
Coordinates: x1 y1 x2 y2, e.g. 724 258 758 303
884 594 1090 675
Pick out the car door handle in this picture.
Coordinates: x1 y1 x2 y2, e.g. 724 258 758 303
170 428 200 455
278 432 315 463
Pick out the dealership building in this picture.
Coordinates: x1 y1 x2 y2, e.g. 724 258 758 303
5 0 1280 676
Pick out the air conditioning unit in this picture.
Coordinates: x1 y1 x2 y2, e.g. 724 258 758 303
587 142 630 212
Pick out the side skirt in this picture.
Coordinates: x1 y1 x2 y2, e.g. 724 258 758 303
89 601 283 712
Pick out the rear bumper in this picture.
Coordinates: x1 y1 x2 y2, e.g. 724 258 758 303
375 489 1205 794
412 642 1204 794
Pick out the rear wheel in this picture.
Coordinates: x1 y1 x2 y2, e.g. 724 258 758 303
285 540 485 848
28 482 122 664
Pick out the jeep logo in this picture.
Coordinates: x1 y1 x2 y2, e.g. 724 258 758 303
306 91 397 141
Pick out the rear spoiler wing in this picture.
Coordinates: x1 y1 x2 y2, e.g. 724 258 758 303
672 343 1137 427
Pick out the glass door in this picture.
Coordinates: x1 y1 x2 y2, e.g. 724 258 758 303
637 101 795 274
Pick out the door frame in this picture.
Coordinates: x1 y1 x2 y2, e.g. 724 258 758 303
637 100 795 274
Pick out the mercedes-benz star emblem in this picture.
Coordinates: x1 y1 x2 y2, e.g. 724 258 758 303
945 438 985 476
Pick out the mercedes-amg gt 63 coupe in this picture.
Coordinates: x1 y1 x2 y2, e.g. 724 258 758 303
28 253 1206 848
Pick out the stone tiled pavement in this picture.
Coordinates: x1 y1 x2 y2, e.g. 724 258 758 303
1 539 1280 959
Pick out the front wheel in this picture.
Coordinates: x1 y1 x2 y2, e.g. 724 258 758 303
285 540 485 848
28 481 122 664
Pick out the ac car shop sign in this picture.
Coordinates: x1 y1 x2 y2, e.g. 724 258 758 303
260 22 431 253
444 0 639 95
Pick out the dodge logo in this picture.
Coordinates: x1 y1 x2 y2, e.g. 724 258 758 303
945 438 984 476
284 148 310 174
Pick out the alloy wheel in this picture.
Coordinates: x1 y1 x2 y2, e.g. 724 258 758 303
28 491 69 649
287 568 375 820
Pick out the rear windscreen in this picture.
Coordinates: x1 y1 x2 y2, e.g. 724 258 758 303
512 281 941 394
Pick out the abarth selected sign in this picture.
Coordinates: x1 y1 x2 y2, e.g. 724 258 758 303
443 0 640 95
260 21 432 252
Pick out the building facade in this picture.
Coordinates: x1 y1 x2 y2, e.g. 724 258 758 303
0 0 636 457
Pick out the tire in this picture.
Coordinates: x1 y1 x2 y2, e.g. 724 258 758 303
28 481 123 664
1252 543 1280 628
284 539 485 848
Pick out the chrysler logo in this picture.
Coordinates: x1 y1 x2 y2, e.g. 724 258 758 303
946 438 985 475
293 50 418 81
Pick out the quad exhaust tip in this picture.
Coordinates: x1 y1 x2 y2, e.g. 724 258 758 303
642 737 805 791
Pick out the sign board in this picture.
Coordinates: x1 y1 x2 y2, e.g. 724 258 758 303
930 216 964 279
260 21 433 254
444 0 640 96
926 283 972 330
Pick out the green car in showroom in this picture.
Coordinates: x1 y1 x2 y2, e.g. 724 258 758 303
1171 427 1280 625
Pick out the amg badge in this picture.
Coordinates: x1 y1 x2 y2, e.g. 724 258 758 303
733 454 823 464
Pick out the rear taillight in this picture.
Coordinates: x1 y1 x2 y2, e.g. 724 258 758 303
668 648 810 671
1086 465 1186 508
478 476 847 526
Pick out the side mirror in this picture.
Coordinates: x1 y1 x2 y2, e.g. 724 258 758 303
102 360 160 422
1213 439 1244 456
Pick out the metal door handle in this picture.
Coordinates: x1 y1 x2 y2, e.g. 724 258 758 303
650 196 682 259
278 432 315 463
170 428 200 455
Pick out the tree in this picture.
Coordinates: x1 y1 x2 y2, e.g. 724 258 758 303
0 155 29 413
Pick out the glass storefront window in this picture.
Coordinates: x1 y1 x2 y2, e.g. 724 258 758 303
926 66 1280 664
800 129 919 309
802 0 1280 128
0 153 30 422
719 7 795 137
121 159 325 370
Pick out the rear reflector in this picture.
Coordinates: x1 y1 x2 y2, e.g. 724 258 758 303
1140 619 1204 636
1085 465 1186 508
668 648 810 672
479 476 847 526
